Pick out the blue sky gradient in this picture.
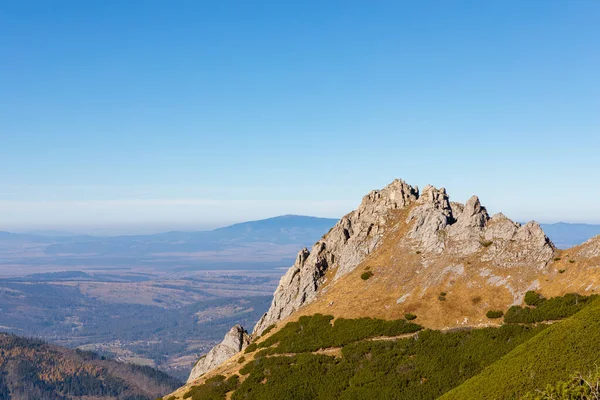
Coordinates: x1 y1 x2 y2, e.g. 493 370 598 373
1 1 599 233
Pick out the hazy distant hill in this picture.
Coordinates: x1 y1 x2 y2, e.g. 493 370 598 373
540 222 600 248
0 215 338 271
40 215 338 268
0 333 181 400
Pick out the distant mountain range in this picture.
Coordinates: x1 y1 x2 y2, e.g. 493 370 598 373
37 215 338 257
0 215 339 273
0 216 598 274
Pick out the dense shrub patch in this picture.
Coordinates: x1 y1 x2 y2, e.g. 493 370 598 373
486 310 504 319
256 314 422 355
260 324 276 337
243 343 258 354
525 291 545 306
183 375 239 400
232 324 546 400
404 313 417 321
522 370 600 400
360 271 374 280
505 293 597 324
187 295 600 400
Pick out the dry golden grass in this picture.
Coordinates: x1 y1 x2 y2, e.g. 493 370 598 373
536 237 600 297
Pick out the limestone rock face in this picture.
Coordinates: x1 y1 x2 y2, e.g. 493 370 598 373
252 179 419 335
407 185 454 253
478 220 555 270
454 196 489 231
187 325 250 383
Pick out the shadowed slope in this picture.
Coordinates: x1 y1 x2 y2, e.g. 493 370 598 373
441 297 600 399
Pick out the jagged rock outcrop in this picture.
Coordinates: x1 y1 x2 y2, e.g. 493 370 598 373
481 220 555 270
187 325 250 383
404 185 555 268
253 179 419 334
406 185 455 253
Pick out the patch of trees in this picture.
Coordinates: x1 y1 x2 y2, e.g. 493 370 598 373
255 314 422 355
0 333 181 400
226 323 546 399
522 369 600 400
181 375 239 400
504 292 597 324
486 310 504 319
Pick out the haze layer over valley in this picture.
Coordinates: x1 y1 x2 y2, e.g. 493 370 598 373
0 216 336 379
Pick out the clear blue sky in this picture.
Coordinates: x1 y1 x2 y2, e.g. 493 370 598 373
1 0 599 233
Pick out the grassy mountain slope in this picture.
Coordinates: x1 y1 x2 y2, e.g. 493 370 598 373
165 292 600 400
441 297 600 399
167 316 547 400
0 333 182 400
169 180 600 399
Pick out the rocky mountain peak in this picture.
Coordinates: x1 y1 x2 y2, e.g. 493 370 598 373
357 179 419 218
254 179 556 335
253 179 419 335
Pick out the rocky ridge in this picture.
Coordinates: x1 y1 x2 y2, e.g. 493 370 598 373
254 180 555 334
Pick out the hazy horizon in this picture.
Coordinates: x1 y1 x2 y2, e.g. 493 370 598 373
4 213 600 237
